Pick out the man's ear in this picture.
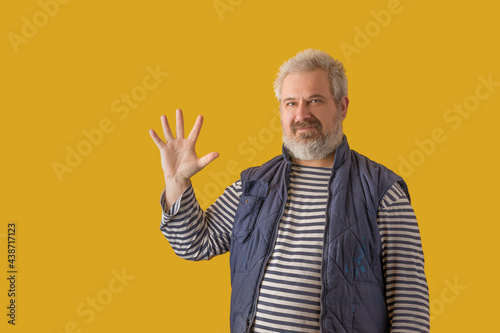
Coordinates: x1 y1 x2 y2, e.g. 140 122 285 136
340 96 349 120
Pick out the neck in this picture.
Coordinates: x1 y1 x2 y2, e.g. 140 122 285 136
292 153 335 168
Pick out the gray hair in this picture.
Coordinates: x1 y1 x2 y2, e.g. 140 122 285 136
273 49 348 108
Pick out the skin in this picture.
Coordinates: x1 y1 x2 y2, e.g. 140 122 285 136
280 69 349 167
149 109 219 211
149 69 348 210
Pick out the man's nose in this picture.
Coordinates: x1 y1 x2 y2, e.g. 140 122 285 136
296 101 311 120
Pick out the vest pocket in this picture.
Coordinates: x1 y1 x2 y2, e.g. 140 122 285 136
232 180 268 242
352 281 389 332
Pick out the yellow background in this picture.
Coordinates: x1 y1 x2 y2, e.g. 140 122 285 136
1 0 499 332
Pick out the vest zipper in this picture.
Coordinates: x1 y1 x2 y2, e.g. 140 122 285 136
245 164 290 332
319 155 338 333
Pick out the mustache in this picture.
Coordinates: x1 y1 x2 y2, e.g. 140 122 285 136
291 118 322 134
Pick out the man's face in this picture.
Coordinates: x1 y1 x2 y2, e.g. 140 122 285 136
280 69 348 161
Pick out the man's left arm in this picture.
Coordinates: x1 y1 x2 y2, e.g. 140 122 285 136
377 182 430 333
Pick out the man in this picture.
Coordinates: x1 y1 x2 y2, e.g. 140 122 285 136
149 49 430 332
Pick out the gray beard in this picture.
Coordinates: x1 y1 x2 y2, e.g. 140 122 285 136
282 123 344 161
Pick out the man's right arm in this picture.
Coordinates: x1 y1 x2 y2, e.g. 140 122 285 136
150 108 241 260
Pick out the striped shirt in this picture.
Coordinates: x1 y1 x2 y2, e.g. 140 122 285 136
160 164 429 332
253 164 329 332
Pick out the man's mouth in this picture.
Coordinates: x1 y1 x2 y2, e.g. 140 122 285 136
296 126 317 132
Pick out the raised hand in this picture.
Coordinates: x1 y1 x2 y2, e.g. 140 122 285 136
149 109 219 209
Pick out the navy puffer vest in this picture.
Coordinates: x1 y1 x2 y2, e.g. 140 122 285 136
229 136 409 332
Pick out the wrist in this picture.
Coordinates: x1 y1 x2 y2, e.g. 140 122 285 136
164 176 191 190
163 177 191 212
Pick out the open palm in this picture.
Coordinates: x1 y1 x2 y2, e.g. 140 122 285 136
149 109 219 181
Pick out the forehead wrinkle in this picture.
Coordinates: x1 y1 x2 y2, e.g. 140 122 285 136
307 94 328 100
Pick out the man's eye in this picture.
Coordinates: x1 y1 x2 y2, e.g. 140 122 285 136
286 102 296 106
310 99 320 103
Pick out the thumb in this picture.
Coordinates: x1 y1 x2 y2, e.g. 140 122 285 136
198 152 219 170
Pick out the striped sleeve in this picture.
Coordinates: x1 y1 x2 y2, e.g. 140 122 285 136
378 183 430 333
159 180 242 261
